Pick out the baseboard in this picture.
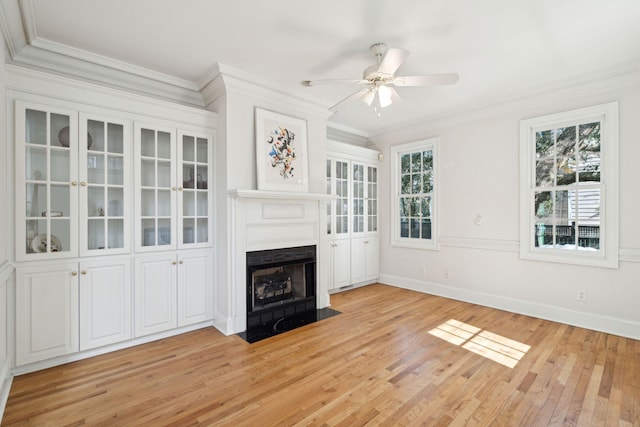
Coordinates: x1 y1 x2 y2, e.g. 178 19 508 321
12 321 214 376
0 358 12 425
379 273 640 341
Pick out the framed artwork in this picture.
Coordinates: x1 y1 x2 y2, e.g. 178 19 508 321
255 108 309 192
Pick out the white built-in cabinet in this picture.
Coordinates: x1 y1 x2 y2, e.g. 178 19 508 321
134 250 213 337
13 93 215 368
16 258 131 365
326 141 380 291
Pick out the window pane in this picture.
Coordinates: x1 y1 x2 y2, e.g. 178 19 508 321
423 172 433 193
422 151 433 172
536 130 553 160
410 198 421 217
401 154 410 174
410 218 420 238
411 174 421 194
400 198 409 216
411 152 421 173
578 122 601 183
421 219 431 239
401 175 410 194
400 218 409 237
555 126 576 185
534 191 553 248
421 197 431 218
535 159 554 187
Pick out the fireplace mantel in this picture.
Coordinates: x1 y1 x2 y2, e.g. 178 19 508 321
216 188 334 336
228 189 336 201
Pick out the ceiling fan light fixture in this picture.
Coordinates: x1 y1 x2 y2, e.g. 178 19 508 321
377 85 393 108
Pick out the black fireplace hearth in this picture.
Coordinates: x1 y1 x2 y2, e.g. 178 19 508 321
241 245 338 343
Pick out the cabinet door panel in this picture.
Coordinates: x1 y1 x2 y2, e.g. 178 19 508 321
331 239 351 289
16 101 79 261
365 237 379 281
350 238 367 284
177 251 213 326
79 113 131 256
134 123 177 252
79 260 132 350
16 265 79 365
134 255 177 336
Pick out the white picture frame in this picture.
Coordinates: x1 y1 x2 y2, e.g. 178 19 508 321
255 108 309 192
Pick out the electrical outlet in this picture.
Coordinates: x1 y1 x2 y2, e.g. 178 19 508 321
444 270 449 279
576 290 587 302
420 265 427 275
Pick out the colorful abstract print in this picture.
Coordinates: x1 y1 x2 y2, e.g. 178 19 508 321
267 127 296 179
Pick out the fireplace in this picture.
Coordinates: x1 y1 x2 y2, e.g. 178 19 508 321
246 245 316 332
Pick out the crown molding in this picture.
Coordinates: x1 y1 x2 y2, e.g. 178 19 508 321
8 44 205 107
200 63 332 120
6 65 216 128
0 0 28 58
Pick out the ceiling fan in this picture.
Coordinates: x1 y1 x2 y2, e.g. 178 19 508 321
301 42 459 113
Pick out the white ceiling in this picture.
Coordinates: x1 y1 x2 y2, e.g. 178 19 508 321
8 0 640 136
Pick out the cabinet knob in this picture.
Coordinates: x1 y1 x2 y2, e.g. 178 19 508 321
71 181 78 186
81 270 87 275
71 271 78 276
179 260 183 264
172 261 177 265
80 181 87 187
172 186 177 191
178 187 183 191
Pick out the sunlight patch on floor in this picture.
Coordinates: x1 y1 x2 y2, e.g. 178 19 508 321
428 319 531 368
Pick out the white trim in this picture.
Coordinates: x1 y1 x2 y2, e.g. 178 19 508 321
390 138 440 250
327 140 380 163
379 273 640 341
619 248 640 263
439 236 519 253
519 102 619 268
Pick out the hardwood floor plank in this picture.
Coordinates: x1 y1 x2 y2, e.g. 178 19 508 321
3 284 640 426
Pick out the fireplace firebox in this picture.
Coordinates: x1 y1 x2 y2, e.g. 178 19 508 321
246 245 316 331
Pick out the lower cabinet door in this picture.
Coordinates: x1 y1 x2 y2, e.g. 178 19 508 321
330 239 351 289
177 250 213 326
134 254 177 337
79 259 132 350
16 264 79 366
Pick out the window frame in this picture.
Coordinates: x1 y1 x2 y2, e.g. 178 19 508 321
391 138 440 250
519 102 619 268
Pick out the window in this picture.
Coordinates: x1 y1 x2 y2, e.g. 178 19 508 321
391 138 439 250
519 102 619 268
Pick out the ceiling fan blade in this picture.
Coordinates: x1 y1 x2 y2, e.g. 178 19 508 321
377 48 409 75
329 87 373 111
301 79 369 87
392 73 459 87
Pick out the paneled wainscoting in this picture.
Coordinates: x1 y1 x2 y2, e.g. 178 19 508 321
3 284 639 426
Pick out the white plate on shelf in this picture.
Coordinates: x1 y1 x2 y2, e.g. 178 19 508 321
31 234 62 253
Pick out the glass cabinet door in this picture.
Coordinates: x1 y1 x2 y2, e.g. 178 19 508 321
352 163 365 234
16 102 79 260
335 160 350 236
178 131 212 248
135 123 176 251
79 114 131 255
367 166 378 232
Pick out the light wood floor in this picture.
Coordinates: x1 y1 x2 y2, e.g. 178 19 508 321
3 284 639 426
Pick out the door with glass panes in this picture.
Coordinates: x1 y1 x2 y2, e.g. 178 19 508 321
15 101 79 261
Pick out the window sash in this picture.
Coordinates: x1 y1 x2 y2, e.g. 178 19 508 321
519 102 618 268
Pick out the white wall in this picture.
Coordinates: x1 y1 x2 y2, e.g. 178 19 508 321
370 71 640 340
